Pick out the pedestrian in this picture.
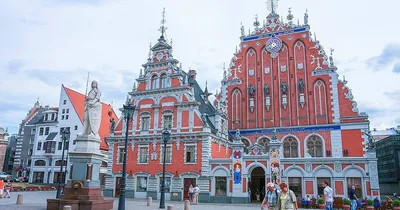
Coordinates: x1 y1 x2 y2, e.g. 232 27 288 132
188 185 194 204
0 179 4 199
3 180 12 198
277 182 298 210
261 182 280 210
193 184 200 205
348 185 358 210
322 181 334 210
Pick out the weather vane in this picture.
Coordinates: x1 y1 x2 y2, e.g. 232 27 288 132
266 0 279 14
158 7 168 38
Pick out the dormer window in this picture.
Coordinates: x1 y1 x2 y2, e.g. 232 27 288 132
160 74 168 88
44 114 49 121
151 75 158 89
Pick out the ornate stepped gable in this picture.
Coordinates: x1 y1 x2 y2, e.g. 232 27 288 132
214 5 368 131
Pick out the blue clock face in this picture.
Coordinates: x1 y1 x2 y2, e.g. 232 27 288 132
266 36 282 54
156 52 164 61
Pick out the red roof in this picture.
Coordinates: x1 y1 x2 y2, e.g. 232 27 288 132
23 108 39 125
63 85 118 151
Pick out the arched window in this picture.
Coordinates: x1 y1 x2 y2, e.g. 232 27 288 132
151 75 158 89
241 139 251 154
231 89 242 127
258 138 270 153
34 160 46 166
55 160 67 166
283 137 298 158
307 136 323 157
160 74 168 88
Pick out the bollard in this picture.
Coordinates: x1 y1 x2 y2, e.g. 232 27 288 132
167 205 174 210
63 205 72 210
184 200 190 210
16 194 23 205
147 197 152 206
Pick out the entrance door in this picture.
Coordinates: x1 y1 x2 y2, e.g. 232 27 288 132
115 177 122 197
183 178 196 200
250 167 265 203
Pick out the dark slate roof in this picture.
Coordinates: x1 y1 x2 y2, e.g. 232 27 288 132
185 71 218 134
46 132 58 140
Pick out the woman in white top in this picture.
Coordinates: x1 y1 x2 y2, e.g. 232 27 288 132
193 185 200 205
189 185 194 204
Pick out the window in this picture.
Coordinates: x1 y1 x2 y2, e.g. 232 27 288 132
58 142 63 150
288 177 302 199
61 115 64 120
62 109 65 114
74 126 78 130
117 148 125 164
66 109 69 113
33 172 44 183
28 149 33 156
45 127 49 135
160 74 168 88
37 142 42 150
151 75 158 89
139 147 148 163
283 137 298 158
163 115 172 130
160 145 172 163
347 177 362 198
44 141 56 154
29 138 34 144
66 115 69 120
51 113 55 120
27 159 31 166
137 177 147 192
73 140 76 145
44 114 49 121
141 116 150 131
63 100 66 105
53 172 66 184
317 177 331 197
65 141 69 151
159 177 171 193
31 128 36 135
34 160 46 166
215 177 227 196
185 145 196 163
55 160 67 166
307 136 323 157
39 128 44 135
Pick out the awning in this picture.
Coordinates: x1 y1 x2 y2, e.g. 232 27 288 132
46 132 58 140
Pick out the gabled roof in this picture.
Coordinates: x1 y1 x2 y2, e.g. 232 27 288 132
23 108 39 125
63 85 119 151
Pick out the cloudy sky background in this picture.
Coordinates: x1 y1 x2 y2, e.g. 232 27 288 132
0 0 399 134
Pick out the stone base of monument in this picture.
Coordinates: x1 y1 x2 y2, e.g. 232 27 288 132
47 187 113 210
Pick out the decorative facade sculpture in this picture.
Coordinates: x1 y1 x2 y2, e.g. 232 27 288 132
82 80 102 138
264 84 271 111
248 85 256 112
281 82 288 109
298 79 305 108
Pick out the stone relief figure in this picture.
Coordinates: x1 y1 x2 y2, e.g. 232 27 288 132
264 83 270 97
109 118 116 133
82 80 102 137
281 82 288 95
364 130 375 149
233 163 242 184
235 129 241 142
298 79 305 94
248 85 256 97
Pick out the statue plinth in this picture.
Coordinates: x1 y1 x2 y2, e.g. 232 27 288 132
47 135 113 210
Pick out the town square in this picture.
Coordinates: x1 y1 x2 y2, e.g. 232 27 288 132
0 0 399 210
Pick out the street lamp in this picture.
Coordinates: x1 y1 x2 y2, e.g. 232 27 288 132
56 127 70 198
118 95 136 210
159 128 171 209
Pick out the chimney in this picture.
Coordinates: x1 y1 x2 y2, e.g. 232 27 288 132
189 69 197 80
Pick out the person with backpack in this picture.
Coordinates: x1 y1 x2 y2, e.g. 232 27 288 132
322 181 334 210
348 185 358 210
277 182 298 210
261 182 280 210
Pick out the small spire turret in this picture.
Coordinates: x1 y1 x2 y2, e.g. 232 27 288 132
287 7 294 25
148 42 152 61
223 62 227 81
304 9 309 25
329 48 335 68
158 7 168 41
253 14 260 30
240 22 245 38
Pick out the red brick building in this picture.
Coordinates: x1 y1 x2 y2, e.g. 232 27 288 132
105 5 380 203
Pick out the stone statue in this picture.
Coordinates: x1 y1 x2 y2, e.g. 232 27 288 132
304 9 309 25
248 85 256 97
298 79 305 94
109 118 116 133
264 84 270 97
235 129 241 141
364 130 375 149
82 80 102 137
281 82 288 95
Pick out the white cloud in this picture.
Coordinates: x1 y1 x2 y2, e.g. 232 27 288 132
0 0 400 134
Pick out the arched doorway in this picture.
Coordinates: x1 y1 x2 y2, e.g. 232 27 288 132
249 167 265 203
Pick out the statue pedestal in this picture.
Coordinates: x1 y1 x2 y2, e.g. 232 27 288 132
46 135 113 210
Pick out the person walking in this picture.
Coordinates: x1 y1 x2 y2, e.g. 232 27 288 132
349 185 358 210
277 182 298 210
193 184 200 205
323 181 334 210
0 179 4 199
261 182 280 210
3 180 12 198
188 185 194 204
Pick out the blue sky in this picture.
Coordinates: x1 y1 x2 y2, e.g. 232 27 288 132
0 0 399 134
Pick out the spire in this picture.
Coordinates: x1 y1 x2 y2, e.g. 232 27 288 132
132 82 136 92
34 97 40 108
158 7 168 41
203 80 212 101
240 22 245 38
148 42 152 61
329 48 335 68
139 68 143 77
266 0 280 18
253 14 260 30
287 7 294 25
304 9 309 25
223 62 227 80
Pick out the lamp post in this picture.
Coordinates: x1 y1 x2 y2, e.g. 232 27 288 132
56 127 70 198
118 96 136 210
159 128 171 209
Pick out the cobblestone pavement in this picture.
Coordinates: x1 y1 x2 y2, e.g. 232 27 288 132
0 191 306 210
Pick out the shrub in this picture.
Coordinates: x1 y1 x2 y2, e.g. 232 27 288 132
343 198 351 205
393 200 400 207
367 200 374 206
318 198 325 204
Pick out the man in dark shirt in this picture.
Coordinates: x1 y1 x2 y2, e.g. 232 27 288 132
349 185 358 210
